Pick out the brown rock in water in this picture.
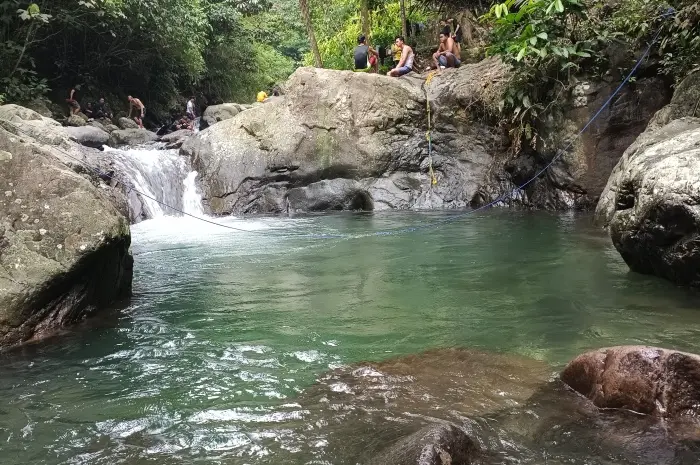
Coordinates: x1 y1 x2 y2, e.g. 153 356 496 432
561 346 700 417
291 348 551 464
367 423 479 465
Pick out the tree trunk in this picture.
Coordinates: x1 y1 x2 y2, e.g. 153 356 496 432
360 0 369 40
399 0 407 38
299 0 322 68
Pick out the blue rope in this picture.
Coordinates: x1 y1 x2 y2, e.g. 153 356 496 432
1 12 673 241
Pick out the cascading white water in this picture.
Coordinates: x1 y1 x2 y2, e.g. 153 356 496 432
104 146 203 220
183 171 204 216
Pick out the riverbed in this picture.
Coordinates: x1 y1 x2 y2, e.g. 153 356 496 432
1 210 699 464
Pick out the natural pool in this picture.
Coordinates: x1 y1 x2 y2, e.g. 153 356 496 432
1 210 699 464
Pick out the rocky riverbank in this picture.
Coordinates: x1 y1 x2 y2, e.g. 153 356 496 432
0 105 133 348
182 61 669 215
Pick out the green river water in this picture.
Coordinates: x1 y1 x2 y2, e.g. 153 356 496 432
1 211 699 464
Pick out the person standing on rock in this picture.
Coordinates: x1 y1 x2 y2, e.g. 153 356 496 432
186 96 196 120
128 95 145 128
353 35 379 73
66 88 80 115
387 36 414 77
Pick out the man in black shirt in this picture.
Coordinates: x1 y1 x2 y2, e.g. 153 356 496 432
353 35 379 73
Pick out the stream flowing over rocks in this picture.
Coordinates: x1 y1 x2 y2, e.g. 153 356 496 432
0 105 133 347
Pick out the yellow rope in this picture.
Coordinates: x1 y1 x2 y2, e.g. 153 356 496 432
425 71 438 186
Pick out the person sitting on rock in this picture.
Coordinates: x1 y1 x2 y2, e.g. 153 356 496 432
66 88 80 115
353 35 379 73
387 36 414 77
94 97 113 119
128 95 145 128
84 102 94 119
430 30 460 70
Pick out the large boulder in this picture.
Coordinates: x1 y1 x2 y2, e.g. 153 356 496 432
183 61 509 214
108 128 158 147
561 346 700 418
63 126 110 149
0 104 132 348
117 117 139 130
367 423 480 465
594 118 700 286
201 103 242 128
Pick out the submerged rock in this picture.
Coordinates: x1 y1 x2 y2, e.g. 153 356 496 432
595 118 700 286
367 423 480 465
561 346 700 418
63 126 110 149
0 104 132 348
108 128 158 147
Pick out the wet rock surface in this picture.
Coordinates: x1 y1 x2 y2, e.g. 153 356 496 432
0 104 132 348
246 347 700 465
108 128 159 147
561 345 700 417
367 423 480 465
63 125 110 148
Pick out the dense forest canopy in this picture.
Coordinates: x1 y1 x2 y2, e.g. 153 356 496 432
0 0 697 125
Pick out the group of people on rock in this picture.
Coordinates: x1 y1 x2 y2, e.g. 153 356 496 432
66 88 146 128
352 17 462 78
66 89 202 131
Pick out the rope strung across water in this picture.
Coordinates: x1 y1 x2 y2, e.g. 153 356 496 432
425 70 438 187
1 10 675 241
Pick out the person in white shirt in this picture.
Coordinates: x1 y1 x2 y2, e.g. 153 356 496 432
186 97 196 120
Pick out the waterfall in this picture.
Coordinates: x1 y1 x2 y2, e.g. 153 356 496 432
103 146 203 222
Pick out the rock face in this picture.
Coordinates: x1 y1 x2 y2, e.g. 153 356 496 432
561 346 700 418
367 424 480 465
594 118 700 286
183 62 509 214
521 77 671 210
201 103 242 128
63 126 110 149
647 69 700 129
108 128 158 147
0 104 133 347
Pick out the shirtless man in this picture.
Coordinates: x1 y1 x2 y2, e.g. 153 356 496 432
128 95 145 128
431 31 461 69
387 36 414 77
